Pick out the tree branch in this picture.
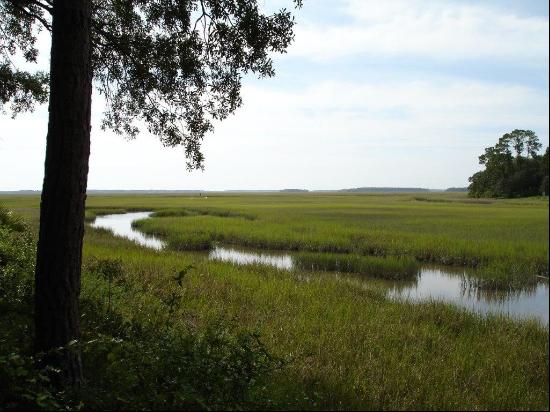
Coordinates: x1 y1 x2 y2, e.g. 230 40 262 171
9 1 52 31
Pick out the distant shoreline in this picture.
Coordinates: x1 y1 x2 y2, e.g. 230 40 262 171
0 187 468 195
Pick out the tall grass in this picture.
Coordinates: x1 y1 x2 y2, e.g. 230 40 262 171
0 198 548 410
467 259 547 290
81 226 549 410
124 193 548 286
294 252 419 280
4 192 547 285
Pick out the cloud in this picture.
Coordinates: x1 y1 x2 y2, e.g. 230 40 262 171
290 0 549 63
1 1 548 191
224 78 549 147
1 76 547 191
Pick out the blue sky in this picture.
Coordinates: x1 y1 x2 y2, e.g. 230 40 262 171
0 0 548 190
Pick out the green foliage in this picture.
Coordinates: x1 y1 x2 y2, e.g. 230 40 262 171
86 257 125 312
0 213 284 411
0 352 66 411
87 257 124 282
0 207 35 306
0 206 25 231
1 196 549 410
77 322 280 410
1 0 301 168
469 130 549 198
0 1 49 115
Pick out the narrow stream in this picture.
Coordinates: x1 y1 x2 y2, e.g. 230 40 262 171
90 212 549 325
91 211 165 250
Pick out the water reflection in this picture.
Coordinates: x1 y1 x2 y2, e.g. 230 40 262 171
209 245 293 270
90 212 549 325
90 211 165 250
387 268 549 324
212 245 549 324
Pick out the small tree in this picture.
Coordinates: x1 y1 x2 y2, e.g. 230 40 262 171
1 0 301 383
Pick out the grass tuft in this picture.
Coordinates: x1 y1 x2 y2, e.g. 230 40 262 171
294 252 419 280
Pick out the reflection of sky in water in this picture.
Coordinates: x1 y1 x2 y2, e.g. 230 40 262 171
90 212 165 250
91 213 549 325
387 268 549 325
209 246 293 270
211 246 549 325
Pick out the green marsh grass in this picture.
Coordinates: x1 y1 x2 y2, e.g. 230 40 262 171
116 192 549 285
80 225 548 410
294 252 419 280
3 192 548 285
1 193 549 409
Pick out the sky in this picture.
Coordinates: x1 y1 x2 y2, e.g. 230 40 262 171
1 0 549 191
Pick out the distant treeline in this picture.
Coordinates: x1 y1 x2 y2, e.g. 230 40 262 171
340 187 432 193
445 187 468 192
469 130 549 198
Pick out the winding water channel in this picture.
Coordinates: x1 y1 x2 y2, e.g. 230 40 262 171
91 212 549 325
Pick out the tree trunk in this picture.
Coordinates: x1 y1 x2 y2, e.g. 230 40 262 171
34 0 92 385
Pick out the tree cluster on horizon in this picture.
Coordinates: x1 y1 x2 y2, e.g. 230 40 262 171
468 130 549 198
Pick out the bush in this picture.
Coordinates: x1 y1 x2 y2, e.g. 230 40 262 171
0 208 35 307
78 320 281 410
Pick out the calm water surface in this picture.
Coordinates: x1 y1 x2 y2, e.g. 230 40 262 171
387 267 549 324
209 246 293 270
91 212 549 324
90 212 165 250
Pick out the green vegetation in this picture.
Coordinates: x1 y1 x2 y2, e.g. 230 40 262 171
294 252 419 280
469 129 549 198
1 212 285 410
1 193 548 410
3 192 549 286
122 193 548 285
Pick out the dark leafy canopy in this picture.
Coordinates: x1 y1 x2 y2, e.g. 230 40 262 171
468 129 549 198
0 0 302 168
0 1 50 115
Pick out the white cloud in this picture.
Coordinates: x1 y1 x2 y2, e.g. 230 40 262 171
1 76 547 191
0 1 548 191
291 0 549 62
227 78 549 145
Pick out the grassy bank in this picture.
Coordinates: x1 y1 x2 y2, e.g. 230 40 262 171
123 192 549 285
293 252 419 280
1 194 548 410
83 224 550 409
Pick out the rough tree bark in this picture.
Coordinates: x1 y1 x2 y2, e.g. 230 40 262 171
34 0 92 384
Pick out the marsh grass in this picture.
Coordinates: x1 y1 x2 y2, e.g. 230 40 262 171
294 252 419 280
131 218 214 251
1 194 549 409
152 207 256 220
125 193 548 287
467 259 547 290
84 208 129 222
80 225 549 410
